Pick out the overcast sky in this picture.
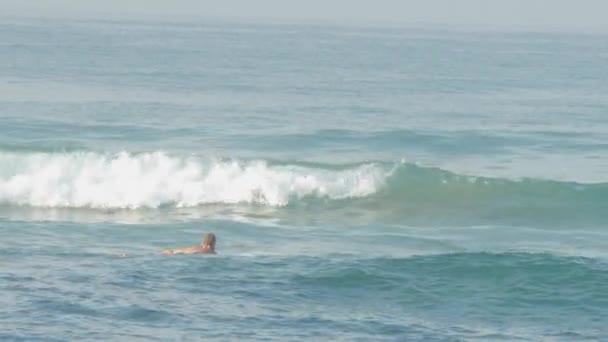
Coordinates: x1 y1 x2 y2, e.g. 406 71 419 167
3 0 608 32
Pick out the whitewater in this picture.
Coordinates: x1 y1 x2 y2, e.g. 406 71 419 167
0 151 390 208
1 17 608 341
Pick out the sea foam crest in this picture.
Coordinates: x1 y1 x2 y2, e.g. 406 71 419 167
0 151 389 208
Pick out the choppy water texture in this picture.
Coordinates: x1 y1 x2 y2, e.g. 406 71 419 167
1 16 608 341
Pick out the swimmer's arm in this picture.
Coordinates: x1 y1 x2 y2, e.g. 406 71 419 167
162 246 200 255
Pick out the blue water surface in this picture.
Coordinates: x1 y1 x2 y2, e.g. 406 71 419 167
1 16 608 341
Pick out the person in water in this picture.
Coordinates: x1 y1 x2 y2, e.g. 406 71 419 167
162 232 216 255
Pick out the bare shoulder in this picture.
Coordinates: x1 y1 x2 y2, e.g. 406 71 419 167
162 245 215 255
192 246 216 254
162 246 195 255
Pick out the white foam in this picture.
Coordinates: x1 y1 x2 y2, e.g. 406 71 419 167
0 151 390 209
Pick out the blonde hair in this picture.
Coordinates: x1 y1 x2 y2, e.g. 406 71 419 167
202 233 216 248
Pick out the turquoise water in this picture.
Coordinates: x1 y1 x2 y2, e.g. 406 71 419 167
1 17 608 341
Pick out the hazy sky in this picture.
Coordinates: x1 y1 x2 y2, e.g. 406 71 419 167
3 0 608 31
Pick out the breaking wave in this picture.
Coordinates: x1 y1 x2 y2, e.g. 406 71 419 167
0 150 606 217
0 150 391 208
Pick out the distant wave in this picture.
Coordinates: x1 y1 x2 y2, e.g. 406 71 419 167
0 150 606 213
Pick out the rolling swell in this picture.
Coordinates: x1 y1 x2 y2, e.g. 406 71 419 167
293 252 608 298
0 150 606 224
372 163 608 225
290 252 608 339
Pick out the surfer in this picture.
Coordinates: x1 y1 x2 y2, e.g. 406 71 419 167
162 232 217 255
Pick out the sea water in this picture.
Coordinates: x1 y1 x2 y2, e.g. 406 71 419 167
1 17 607 341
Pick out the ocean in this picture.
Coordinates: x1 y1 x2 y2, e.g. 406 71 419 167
1 16 607 341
